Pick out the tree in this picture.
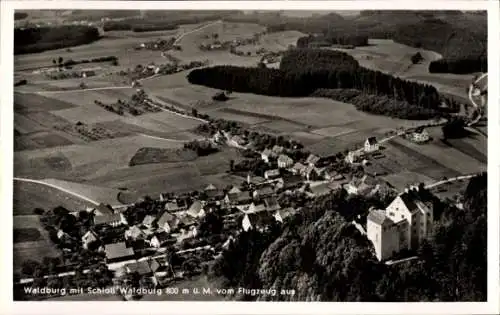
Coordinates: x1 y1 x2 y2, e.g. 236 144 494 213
33 208 45 215
411 52 424 64
229 159 235 171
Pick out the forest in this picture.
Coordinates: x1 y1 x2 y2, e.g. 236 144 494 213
14 25 101 55
212 173 487 301
187 49 442 119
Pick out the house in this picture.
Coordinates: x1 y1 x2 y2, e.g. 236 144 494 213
345 151 364 164
229 135 247 147
177 225 198 242
242 212 275 232
142 215 156 229
366 189 434 261
178 215 196 228
125 261 152 277
345 175 378 195
410 127 430 143
264 197 281 212
261 149 276 163
94 203 114 216
148 257 171 278
364 137 380 152
247 202 266 214
224 189 252 206
252 185 275 200
274 207 297 223
303 164 319 181
280 174 304 191
204 184 224 200
186 201 206 218
149 231 173 248
264 169 280 180
157 211 180 233
57 229 70 240
277 154 294 169
104 242 135 263
307 182 332 197
94 213 126 227
306 154 320 166
291 162 306 175
125 225 145 241
272 145 284 154
324 170 344 181
165 200 185 212
81 230 99 249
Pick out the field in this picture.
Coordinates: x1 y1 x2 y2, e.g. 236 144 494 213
332 39 475 100
13 215 62 273
236 30 306 55
14 180 95 215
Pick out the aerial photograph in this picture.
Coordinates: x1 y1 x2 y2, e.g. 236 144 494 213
12 9 488 302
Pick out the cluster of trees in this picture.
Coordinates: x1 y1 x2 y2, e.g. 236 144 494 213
187 49 442 112
14 25 101 55
14 12 28 20
297 34 369 48
411 52 424 64
14 79 27 87
211 173 487 301
183 140 219 156
60 55 118 67
429 57 487 74
441 117 469 139
312 89 440 120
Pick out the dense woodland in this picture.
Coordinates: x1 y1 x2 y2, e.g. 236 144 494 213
212 173 487 301
188 49 442 119
14 25 101 55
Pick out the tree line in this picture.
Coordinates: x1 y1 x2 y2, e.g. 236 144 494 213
211 173 487 301
15 25 101 55
187 49 442 119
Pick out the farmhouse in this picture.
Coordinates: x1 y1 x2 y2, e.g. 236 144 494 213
94 203 114 216
307 182 333 197
261 149 276 163
149 231 173 248
225 190 252 205
94 213 126 227
229 135 247 147
303 164 320 181
165 200 186 212
345 175 378 195
252 185 275 200
204 184 224 199
157 211 180 233
345 151 364 164
142 215 156 229
242 211 276 232
82 230 99 250
280 174 304 191
291 162 306 175
366 189 434 261
264 169 280 180
409 127 430 143
323 170 344 181
125 261 153 277
277 154 294 169
306 154 321 166
104 242 135 263
364 137 380 153
125 225 145 241
274 207 297 223
272 145 285 154
186 201 206 218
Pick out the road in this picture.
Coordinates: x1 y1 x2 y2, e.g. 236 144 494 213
138 133 190 143
423 173 479 190
173 20 222 45
13 177 132 209
468 72 488 126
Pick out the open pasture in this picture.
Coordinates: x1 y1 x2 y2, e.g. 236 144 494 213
236 30 305 55
332 39 473 99
15 131 76 152
389 137 485 176
14 180 94 216
14 92 76 113
13 215 62 272
42 178 124 206
14 135 185 182
14 114 47 134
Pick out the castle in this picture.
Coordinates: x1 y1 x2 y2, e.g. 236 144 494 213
366 187 434 261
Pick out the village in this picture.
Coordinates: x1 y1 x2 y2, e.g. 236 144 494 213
14 101 481 301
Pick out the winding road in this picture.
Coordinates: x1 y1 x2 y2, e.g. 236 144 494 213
467 72 488 126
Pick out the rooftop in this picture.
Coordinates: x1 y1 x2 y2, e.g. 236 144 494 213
94 213 121 225
126 261 152 276
104 242 134 260
367 209 393 226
